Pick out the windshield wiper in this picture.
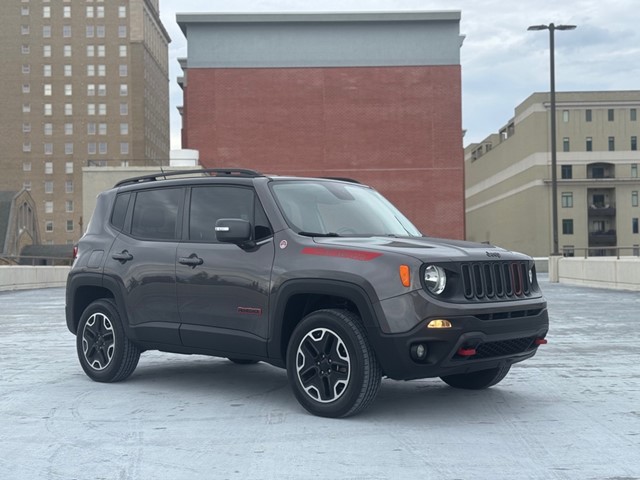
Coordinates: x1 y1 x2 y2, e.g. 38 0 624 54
298 231 341 237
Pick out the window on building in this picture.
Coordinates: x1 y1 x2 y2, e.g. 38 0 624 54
64 45 72 57
43 84 52 96
87 84 95 96
120 84 128 96
99 142 107 154
87 123 96 135
65 162 73 174
634 218 639 234
562 245 575 257
633 164 639 178
66 200 74 213
64 104 73 115
45 201 53 214
97 45 105 57
561 192 573 208
97 26 105 38
23 123 31 133
585 109 592 122
608 109 614 121
87 104 96 115
119 65 128 77
23 162 32 172
43 6 51 18
98 84 106 96
118 26 127 38
98 64 106 76
632 108 637 121
23 142 31 153
65 181 74 193
22 64 30 74
43 45 51 57
632 136 637 151
66 220 74 232
87 65 95 76
24 182 32 191
86 6 94 18
586 137 593 152
120 103 128 115
21 6 29 15
120 142 129 155
22 83 30 93
87 45 94 57
63 5 71 18
64 84 72 96
86 26 94 38
23 103 31 113
42 25 50 38
21 25 30 35
88 143 96 154
563 137 570 152
120 123 129 135
633 191 639 207
44 103 52 116
562 219 574 235
562 110 569 122
64 64 72 76
45 221 53 232
65 143 73 154
98 123 107 135
45 161 53 174
64 123 73 135
44 123 53 135
608 136 615 151
96 6 104 18
119 45 127 57
43 64 51 76
22 44 30 54
63 26 71 38
98 104 106 115
44 143 53 155
119 6 127 18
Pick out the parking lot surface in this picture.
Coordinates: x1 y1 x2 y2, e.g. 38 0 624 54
1 278 639 479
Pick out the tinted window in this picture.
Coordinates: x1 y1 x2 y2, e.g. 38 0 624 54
110 193 130 231
131 188 182 240
189 186 271 242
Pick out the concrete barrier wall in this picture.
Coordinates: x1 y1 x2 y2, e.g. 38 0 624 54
556 257 640 291
0 266 70 292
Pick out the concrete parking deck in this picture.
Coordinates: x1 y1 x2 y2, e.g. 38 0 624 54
1 278 639 479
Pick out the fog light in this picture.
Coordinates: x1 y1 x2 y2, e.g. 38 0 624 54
427 319 452 329
410 343 428 361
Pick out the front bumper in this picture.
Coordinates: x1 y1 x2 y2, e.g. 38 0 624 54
367 304 549 381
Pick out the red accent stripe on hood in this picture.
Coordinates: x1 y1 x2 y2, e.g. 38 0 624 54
301 247 382 262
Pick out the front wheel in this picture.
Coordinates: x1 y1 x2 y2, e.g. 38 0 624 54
76 299 140 383
440 364 511 390
286 309 381 418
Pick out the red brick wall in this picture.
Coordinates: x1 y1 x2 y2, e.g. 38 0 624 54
183 66 464 239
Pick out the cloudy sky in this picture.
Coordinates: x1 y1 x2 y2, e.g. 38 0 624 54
158 0 640 149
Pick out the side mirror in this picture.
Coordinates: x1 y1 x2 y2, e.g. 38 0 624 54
215 218 252 246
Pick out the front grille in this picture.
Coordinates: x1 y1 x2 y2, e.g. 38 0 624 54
461 261 531 301
454 336 537 361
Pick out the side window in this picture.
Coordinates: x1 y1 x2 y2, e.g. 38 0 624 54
110 193 130 231
188 186 272 242
131 188 182 240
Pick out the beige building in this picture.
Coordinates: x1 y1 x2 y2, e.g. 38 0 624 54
0 0 170 246
465 91 640 257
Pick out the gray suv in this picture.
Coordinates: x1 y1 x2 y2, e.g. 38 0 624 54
66 169 548 417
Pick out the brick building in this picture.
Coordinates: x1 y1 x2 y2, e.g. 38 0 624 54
176 11 465 238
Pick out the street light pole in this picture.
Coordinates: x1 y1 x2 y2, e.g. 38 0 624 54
528 23 576 256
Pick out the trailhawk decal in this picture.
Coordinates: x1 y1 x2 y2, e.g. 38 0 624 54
300 247 382 262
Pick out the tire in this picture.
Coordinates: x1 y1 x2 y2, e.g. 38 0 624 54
286 309 381 418
76 299 140 383
440 363 511 390
227 358 259 365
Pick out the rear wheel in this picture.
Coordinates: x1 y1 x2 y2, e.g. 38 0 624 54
440 364 511 390
76 299 140 383
286 309 381 418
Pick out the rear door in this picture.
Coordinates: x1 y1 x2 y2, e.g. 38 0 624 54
176 185 275 356
104 187 183 346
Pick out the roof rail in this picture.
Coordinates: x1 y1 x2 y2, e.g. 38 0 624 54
114 168 263 187
320 177 361 184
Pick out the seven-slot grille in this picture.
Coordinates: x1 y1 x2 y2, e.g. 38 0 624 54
461 261 531 301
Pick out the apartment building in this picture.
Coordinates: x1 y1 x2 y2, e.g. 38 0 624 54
1 0 170 246
465 91 640 257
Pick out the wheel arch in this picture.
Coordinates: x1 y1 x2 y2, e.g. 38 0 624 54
267 279 383 366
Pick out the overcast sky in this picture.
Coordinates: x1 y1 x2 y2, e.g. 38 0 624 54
159 0 640 150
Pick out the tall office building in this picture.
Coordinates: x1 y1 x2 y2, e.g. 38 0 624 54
465 91 640 257
0 0 170 246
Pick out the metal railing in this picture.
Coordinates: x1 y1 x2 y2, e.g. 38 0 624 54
565 247 640 259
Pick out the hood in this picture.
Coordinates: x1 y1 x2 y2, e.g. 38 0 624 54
312 236 531 262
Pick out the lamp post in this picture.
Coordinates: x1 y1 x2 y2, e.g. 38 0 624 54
528 23 576 256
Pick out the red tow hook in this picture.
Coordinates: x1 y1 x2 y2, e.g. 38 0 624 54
457 347 477 357
534 338 548 346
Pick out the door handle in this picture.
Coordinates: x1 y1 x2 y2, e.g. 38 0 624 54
179 254 204 268
111 250 133 263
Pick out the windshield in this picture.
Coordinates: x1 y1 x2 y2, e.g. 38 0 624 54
271 181 422 237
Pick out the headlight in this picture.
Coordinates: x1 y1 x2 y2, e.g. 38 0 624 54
424 265 446 295
528 265 535 286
